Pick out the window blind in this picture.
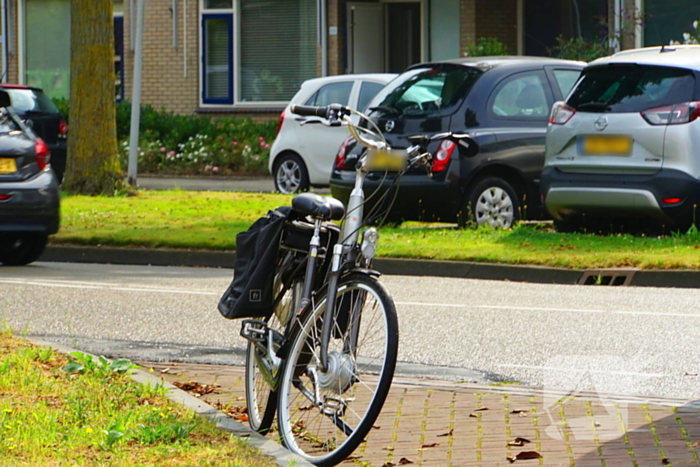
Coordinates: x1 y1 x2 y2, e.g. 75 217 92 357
239 0 318 102
204 16 232 102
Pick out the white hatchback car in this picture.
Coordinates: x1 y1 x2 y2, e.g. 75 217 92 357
269 73 397 194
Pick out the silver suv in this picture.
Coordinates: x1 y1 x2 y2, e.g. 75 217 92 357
541 45 700 232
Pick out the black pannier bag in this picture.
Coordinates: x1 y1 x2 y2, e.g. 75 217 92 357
218 206 291 319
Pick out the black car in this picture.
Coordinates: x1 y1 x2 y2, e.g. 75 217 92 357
0 85 68 183
329 57 584 228
0 100 60 266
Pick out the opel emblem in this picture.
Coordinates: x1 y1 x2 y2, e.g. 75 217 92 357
385 120 395 133
594 116 608 131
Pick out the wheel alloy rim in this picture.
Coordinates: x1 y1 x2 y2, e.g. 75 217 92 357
276 160 301 194
475 187 514 228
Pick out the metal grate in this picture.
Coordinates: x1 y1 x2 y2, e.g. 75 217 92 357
578 269 637 286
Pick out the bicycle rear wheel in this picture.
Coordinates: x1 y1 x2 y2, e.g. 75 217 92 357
246 279 302 434
277 273 398 466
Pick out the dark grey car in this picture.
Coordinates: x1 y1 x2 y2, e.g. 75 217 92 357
329 56 584 228
0 104 59 266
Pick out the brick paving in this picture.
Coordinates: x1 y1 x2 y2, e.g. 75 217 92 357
137 361 700 467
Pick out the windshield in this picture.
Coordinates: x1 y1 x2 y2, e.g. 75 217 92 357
4 88 61 114
567 64 695 113
367 65 482 117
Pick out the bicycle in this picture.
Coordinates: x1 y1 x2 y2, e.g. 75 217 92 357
228 103 477 466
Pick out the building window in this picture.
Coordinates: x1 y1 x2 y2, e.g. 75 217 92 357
200 0 318 106
202 14 233 104
114 15 124 101
24 0 71 99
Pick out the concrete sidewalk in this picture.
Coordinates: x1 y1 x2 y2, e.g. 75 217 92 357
140 360 700 467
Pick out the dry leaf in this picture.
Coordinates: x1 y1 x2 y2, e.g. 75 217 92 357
684 372 698 376
382 463 395 467
474 407 489 411
172 380 219 396
421 442 440 448
382 446 395 451
507 437 531 446
691 441 700 447
510 409 528 416
399 458 414 465
160 367 171 374
507 451 543 463
662 459 671 465
437 429 454 437
469 413 478 418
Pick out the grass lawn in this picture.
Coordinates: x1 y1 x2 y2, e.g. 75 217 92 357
53 190 700 270
0 330 277 466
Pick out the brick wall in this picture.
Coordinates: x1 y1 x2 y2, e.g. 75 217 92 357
475 0 518 55
460 0 477 57
6 0 19 84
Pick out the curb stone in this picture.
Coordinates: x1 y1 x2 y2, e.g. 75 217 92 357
25 337 314 467
43 244 700 288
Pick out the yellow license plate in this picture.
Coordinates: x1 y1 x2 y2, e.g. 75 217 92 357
581 135 632 155
0 158 16 174
366 149 407 171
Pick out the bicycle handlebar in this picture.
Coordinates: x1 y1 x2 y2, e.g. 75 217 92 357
290 104 350 120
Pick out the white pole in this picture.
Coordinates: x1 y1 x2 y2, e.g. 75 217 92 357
127 0 144 187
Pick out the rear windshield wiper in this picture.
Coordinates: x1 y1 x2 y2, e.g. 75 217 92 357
368 105 400 116
575 102 612 112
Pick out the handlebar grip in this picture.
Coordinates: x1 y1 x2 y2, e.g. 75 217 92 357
290 105 329 118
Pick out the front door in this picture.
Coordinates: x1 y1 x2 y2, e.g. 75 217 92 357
347 1 422 74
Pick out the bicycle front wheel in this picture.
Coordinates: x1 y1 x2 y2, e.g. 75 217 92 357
277 273 399 466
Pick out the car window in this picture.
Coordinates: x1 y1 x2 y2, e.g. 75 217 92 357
368 66 482 117
304 81 353 107
567 65 695 113
3 88 60 114
357 81 385 112
552 69 581 97
490 73 549 118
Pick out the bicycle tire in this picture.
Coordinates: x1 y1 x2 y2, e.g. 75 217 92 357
276 273 399 466
245 278 302 434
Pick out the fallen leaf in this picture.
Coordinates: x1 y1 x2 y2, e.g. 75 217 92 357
507 437 531 446
662 459 671 465
421 442 440 448
160 367 171 374
469 413 478 418
373 425 381 429
684 372 698 376
172 380 219 396
692 441 700 447
382 446 395 451
382 463 395 467
507 451 543 463
474 407 489 411
399 458 414 465
510 410 528 416
437 429 454 437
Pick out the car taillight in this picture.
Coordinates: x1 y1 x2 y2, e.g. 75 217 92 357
276 110 285 134
35 138 50 170
549 101 576 125
641 101 700 125
58 119 68 139
432 139 456 173
335 136 353 170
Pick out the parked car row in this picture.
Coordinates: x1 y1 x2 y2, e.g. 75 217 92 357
271 45 700 234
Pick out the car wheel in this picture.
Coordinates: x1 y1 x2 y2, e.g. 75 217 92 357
464 177 521 229
0 233 49 266
273 153 309 194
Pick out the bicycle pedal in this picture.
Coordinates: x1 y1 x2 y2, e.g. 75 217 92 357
240 319 268 343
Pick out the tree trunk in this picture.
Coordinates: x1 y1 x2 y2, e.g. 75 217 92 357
64 0 123 195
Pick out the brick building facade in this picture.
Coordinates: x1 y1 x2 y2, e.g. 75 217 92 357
4 0 698 122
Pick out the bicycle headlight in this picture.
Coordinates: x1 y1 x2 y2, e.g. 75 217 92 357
360 228 379 260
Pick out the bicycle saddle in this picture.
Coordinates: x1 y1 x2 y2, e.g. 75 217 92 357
291 193 345 221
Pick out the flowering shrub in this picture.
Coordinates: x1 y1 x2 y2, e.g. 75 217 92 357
671 20 700 45
114 102 277 176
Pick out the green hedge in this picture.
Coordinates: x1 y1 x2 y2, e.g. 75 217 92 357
53 98 277 176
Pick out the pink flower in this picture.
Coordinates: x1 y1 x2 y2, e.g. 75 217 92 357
160 147 166 152
205 165 212 171
213 166 219 173
258 136 264 141
166 151 176 158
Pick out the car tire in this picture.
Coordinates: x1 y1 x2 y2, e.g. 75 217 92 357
463 177 521 229
273 153 310 195
0 233 49 266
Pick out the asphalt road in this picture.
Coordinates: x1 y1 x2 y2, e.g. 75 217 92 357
2 261 699 401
